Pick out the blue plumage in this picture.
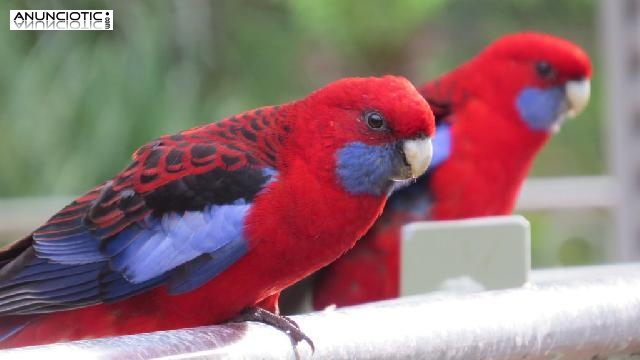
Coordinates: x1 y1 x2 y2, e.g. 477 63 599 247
1 262 101 288
0 262 103 314
34 231 106 264
336 141 403 196
102 274 166 303
516 86 566 131
109 200 251 284
168 238 248 294
430 123 452 168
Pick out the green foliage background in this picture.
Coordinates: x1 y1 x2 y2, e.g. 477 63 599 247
0 0 606 266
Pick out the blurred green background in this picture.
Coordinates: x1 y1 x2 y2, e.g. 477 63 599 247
0 0 606 267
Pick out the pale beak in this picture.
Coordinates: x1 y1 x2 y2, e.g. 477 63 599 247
565 79 591 118
402 137 433 178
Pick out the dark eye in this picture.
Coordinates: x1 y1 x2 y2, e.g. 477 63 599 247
535 61 555 79
365 111 386 130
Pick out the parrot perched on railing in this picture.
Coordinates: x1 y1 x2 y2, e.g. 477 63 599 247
312 32 592 310
0 76 435 348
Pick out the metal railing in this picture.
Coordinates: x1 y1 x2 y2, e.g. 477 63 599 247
2 264 640 359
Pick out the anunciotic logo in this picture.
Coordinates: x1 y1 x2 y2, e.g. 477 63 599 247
10 10 113 30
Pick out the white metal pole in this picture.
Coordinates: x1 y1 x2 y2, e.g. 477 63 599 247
600 0 640 261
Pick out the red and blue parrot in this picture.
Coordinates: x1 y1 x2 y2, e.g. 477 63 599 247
0 76 435 348
312 32 592 309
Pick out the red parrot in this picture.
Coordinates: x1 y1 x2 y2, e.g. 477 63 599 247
312 32 592 309
0 76 435 348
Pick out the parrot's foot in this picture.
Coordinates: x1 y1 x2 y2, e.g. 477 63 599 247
233 307 315 352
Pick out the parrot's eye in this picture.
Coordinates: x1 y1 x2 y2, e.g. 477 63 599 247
535 61 555 79
365 111 386 130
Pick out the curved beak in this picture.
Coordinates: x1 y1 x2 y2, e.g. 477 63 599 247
565 79 591 118
400 137 433 179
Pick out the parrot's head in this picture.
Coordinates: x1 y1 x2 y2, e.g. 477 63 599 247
476 32 592 133
294 75 435 196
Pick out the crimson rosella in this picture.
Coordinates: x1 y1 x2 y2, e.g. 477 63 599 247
312 32 592 309
0 76 435 348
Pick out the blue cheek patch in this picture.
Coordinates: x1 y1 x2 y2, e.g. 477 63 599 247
516 86 565 131
336 141 401 196
430 123 452 169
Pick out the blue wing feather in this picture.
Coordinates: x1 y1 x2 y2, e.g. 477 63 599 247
0 166 277 316
0 263 102 288
33 231 105 264
101 274 166 303
109 200 251 284
168 237 248 294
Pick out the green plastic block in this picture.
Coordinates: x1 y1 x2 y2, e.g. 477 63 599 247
400 215 531 296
